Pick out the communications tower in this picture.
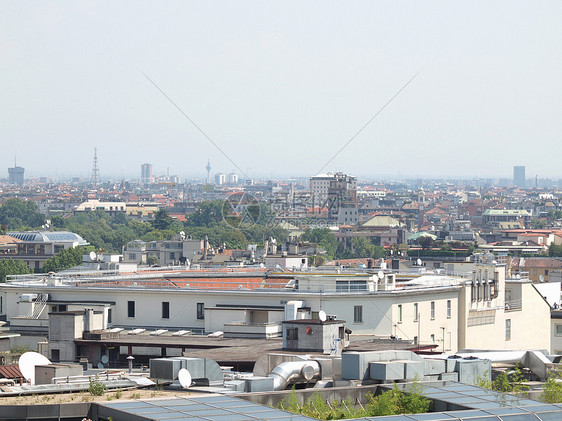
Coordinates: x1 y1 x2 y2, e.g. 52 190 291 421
90 148 100 187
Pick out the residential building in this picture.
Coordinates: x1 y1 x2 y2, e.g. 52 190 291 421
310 173 334 208
482 209 532 229
4 231 88 270
326 172 358 225
124 234 205 266
0 262 550 360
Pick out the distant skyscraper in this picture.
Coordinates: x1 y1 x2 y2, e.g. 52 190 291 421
8 157 24 186
228 173 238 184
214 173 226 185
141 163 153 185
514 166 526 188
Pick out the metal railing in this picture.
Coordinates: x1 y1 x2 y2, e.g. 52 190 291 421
504 299 522 311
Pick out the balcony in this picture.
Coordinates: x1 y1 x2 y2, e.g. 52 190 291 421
504 299 522 312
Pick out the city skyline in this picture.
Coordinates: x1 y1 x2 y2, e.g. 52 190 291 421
1 1 561 179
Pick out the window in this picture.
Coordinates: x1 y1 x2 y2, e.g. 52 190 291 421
430 334 435 343
129 253 136 260
0 296 3 314
447 300 451 318
197 303 205 320
286 327 298 340
430 301 435 320
354 305 363 323
127 301 135 318
107 308 112 324
556 324 562 336
414 303 418 321
506 319 511 340
398 304 402 323
58 304 67 312
162 302 170 319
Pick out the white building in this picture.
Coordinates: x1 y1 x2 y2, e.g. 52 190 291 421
310 173 334 208
214 173 226 185
0 263 551 360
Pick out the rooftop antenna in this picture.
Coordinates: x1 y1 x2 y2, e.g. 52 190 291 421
90 148 100 187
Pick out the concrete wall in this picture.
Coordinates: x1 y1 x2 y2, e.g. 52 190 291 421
1 282 462 340
459 272 551 351
551 318 562 354
391 290 459 352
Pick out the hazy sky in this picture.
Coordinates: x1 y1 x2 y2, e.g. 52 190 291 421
1 1 561 180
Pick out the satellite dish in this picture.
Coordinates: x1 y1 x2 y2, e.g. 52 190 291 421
89 251 96 261
18 352 51 385
97 362 104 369
417 258 422 266
178 368 192 389
539 274 545 282
319 310 327 322
378 271 384 280
101 355 109 364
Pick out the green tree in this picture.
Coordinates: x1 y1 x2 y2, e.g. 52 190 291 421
152 209 174 231
0 198 45 229
549 245 562 257
531 219 547 229
146 255 159 266
476 365 528 394
42 246 89 273
187 201 224 227
541 370 562 403
301 228 338 259
278 382 429 419
366 383 430 416
0 259 32 282
418 235 434 250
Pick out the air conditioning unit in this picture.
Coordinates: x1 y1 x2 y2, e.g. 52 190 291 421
20 293 38 302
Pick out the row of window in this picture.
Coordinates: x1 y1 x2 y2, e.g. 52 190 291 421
353 300 454 325
397 300 452 323
126 301 205 320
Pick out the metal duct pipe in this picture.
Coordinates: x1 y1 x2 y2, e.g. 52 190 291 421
268 360 321 391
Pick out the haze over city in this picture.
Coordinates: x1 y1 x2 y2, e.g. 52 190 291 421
1 1 561 180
